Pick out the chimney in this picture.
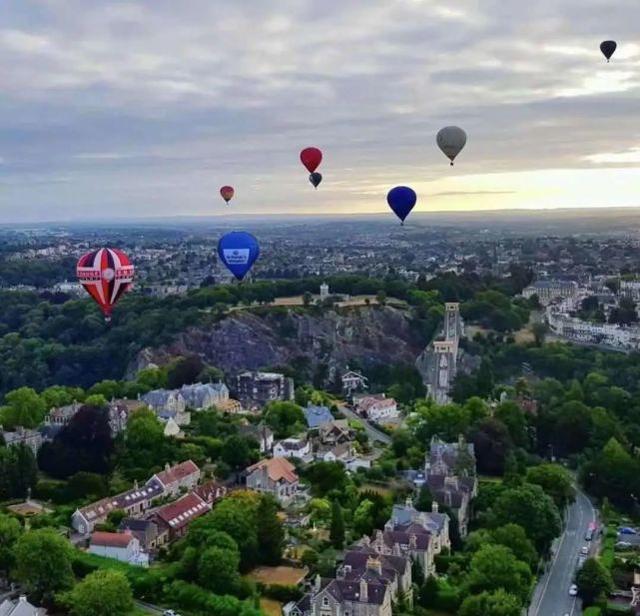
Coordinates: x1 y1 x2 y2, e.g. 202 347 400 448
314 574 321 592
458 433 465 448
405 495 413 508
432 501 439 513
409 534 417 549
134 480 139 490
359 578 368 603
165 462 170 472
18 596 27 603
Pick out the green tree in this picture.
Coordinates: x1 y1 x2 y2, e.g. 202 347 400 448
329 500 345 549
490 484 561 553
531 322 548 347
305 461 348 497
466 544 532 603
15 529 74 600
198 545 241 594
458 589 522 616
263 401 305 438
256 496 284 565
3 387 46 428
576 558 613 606
489 524 538 572
526 464 575 510
67 569 134 616
0 514 22 578
353 499 376 536
221 435 257 471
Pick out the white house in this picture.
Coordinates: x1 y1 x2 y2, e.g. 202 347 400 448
88 531 149 567
273 437 312 462
356 395 400 423
0 596 47 615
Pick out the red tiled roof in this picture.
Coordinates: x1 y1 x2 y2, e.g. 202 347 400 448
155 460 199 487
247 457 298 484
195 480 227 503
90 531 134 548
154 492 210 531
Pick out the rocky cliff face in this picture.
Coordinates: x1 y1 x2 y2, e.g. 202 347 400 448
129 305 425 384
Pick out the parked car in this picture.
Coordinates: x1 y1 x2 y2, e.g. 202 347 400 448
619 527 637 535
577 556 586 568
585 529 593 541
580 546 589 556
569 584 578 596
163 611 180 616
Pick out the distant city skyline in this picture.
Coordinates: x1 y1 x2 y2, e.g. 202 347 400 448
1 1 639 221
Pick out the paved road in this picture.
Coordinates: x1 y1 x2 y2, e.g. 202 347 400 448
338 405 392 445
529 489 596 616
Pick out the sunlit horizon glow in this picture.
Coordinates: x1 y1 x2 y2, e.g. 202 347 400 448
1 1 640 222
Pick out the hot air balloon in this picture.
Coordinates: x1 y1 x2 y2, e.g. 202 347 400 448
220 186 235 204
387 186 417 225
76 248 135 322
300 147 323 173
437 126 467 166
217 231 260 281
309 172 322 189
600 40 617 62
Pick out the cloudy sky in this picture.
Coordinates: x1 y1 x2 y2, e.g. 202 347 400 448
1 0 640 222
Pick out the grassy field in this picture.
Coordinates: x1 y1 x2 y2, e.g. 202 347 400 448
260 598 283 616
247 565 308 586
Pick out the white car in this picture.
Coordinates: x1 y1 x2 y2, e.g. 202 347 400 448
580 546 589 556
163 611 179 616
569 584 578 596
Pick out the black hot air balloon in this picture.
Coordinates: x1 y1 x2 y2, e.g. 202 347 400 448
309 172 322 189
600 40 617 62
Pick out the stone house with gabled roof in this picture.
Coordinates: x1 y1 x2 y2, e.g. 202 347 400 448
71 478 164 535
246 457 299 505
150 491 211 541
147 459 200 498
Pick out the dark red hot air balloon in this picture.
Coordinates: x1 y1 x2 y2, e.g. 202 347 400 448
220 185 234 204
300 147 322 173
77 247 135 322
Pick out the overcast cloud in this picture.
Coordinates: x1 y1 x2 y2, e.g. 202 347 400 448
0 0 639 221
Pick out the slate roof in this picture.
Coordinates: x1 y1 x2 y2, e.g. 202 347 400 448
324 578 387 605
78 479 164 522
303 405 333 428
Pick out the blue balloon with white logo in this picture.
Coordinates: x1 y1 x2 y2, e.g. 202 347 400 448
217 231 260 281
387 186 417 225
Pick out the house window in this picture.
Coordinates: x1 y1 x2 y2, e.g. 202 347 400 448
322 597 329 607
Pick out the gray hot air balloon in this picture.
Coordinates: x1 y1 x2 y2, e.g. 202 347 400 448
437 126 467 166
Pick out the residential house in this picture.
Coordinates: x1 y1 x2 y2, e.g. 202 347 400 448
318 419 352 445
424 435 477 537
151 491 211 541
88 531 149 566
235 371 294 408
246 457 299 505
195 480 227 505
118 518 168 551
386 498 451 561
215 398 244 414
71 478 164 534
180 382 229 410
273 437 312 462
355 394 400 423
239 423 274 454
0 596 47 616
148 460 201 498
303 404 333 430
156 407 191 427
141 389 187 414
44 402 81 428
341 370 369 396
108 399 146 435
316 442 353 464
0 426 43 455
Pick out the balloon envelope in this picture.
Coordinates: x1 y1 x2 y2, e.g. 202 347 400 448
77 247 135 321
437 126 467 165
220 186 234 203
600 40 617 61
300 147 323 173
387 186 417 223
309 172 322 188
217 231 260 281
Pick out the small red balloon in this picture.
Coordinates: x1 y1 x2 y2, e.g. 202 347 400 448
220 186 234 203
300 147 322 173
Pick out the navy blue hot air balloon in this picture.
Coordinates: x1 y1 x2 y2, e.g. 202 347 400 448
217 231 260 281
387 186 417 225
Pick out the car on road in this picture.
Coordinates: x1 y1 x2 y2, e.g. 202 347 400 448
163 611 180 616
577 556 586 568
580 546 589 556
569 584 578 596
